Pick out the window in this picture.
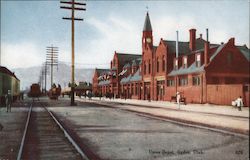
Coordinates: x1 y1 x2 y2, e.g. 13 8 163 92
162 56 165 71
243 85 249 92
148 61 151 74
113 59 116 66
156 58 159 72
192 76 200 85
174 59 178 70
144 63 146 74
179 77 188 86
183 57 187 68
227 52 233 65
135 83 138 95
131 84 134 95
196 54 201 67
167 79 175 86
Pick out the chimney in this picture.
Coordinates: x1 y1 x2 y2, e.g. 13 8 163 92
228 38 235 45
176 30 179 58
189 29 196 51
200 34 202 39
206 28 209 42
204 41 210 66
204 28 210 66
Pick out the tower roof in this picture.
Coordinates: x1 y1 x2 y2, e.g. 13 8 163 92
143 12 152 31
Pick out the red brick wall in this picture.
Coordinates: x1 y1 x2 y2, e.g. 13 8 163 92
206 39 249 76
165 86 176 101
178 86 202 103
207 84 246 106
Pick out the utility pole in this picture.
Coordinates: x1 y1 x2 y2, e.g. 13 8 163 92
60 0 86 106
42 62 48 94
46 45 58 88
44 62 47 93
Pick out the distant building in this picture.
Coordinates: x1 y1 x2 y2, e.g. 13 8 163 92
92 12 250 106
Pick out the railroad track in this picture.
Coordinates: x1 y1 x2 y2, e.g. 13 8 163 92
17 102 89 160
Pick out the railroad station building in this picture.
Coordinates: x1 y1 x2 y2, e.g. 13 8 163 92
92 12 250 106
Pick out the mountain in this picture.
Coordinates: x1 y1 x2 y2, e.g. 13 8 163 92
12 62 95 91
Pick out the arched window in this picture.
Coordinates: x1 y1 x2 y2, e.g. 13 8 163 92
148 60 151 74
162 56 165 71
156 58 159 72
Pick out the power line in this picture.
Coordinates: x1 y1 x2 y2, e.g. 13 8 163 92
46 45 59 88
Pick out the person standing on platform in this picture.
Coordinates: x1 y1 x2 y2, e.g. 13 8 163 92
236 96 243 111
176 92 181 109
6 90 12 112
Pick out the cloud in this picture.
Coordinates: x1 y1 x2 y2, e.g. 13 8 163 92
74 15 141 69
2 11 248 70
1 42 43 69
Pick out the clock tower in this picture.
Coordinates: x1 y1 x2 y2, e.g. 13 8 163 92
142 12 153 50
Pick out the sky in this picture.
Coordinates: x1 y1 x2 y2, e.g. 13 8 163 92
1 0 249 69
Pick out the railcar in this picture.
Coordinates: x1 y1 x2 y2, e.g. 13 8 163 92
0 66 20 106
28 83 42 98
48 84 61 100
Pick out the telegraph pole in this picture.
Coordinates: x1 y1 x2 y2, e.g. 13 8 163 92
46 45 58 88
45 62 47 93
60 0 86 106
43 62 48 93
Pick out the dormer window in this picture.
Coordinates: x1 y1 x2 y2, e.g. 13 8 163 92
183 57 187 68
196 54 201 67
174 59 178 70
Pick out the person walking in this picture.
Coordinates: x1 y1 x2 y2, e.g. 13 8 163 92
236 96 243 111
6 90 12 112
176 92 181 109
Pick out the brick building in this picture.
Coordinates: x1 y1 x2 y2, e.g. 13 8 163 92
92 12 250 106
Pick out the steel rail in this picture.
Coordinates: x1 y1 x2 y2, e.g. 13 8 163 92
44 106 89 160
17 103 32 160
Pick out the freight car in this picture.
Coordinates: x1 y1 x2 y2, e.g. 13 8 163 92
28 83 42 99
0 66 20 107
48 84 61 100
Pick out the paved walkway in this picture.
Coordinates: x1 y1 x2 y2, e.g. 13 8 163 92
76 97 249 135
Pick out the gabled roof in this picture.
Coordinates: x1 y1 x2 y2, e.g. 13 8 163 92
193 45 219 53
120 74 132 84
0 66 19 80
162 38 207 56
98 80 110 86
210 43 226 61
237 46 250 61
143 12 152 31
132 58 142 67
116 53 141 66
95 68 110 75
130 69 142 82
163 40 190 55
168 63 204 76
123 63 131 68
